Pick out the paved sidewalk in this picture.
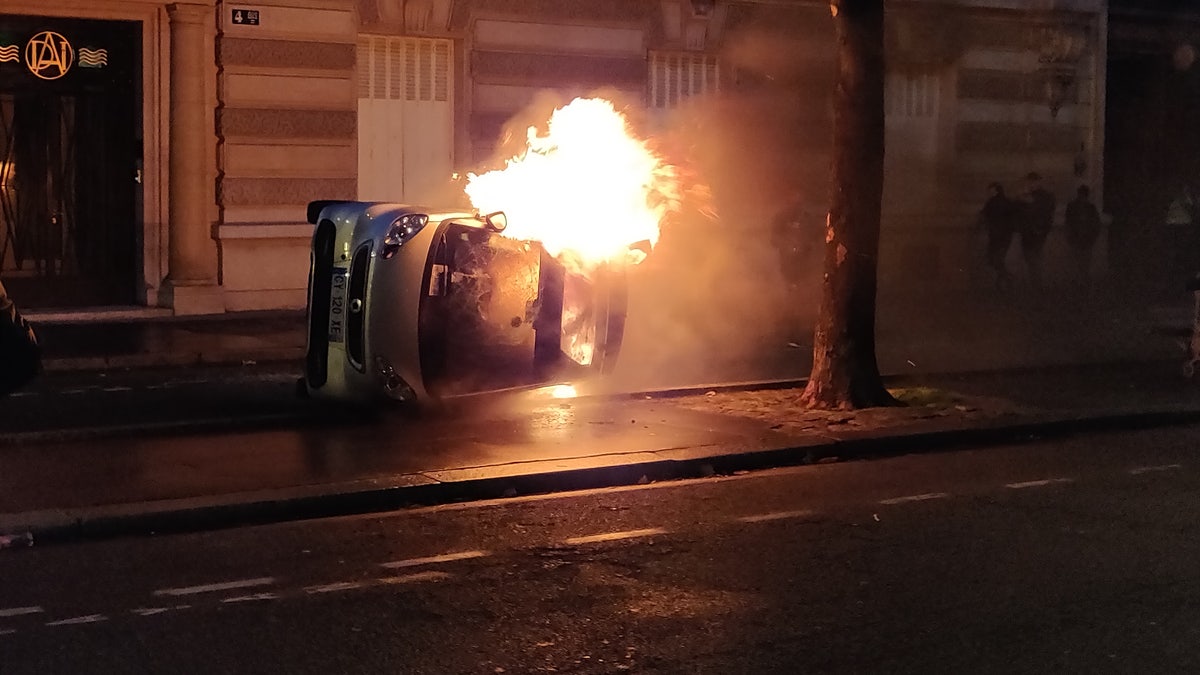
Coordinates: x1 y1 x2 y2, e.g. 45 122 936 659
4 287 1199 547
3 359 1200 547
27 309 306 372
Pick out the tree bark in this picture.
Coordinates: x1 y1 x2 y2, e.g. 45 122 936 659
800 0 897 410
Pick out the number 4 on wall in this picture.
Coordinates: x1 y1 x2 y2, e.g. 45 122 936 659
231 9 260 26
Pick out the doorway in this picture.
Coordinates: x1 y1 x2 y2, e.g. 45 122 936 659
0 15 141 308
356 35 454 205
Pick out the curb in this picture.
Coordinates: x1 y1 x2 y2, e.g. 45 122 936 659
0 413 314 447
41 348 305 373
5 406 1200 548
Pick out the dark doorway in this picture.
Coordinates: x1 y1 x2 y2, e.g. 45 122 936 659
0 16 140 308
1105 47 1200 296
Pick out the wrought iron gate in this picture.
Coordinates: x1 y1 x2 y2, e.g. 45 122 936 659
0 15 139 308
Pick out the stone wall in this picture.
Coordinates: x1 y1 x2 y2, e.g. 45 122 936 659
214 0 356 310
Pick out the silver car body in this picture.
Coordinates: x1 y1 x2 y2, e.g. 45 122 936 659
303 200 628 406
304 201 474 404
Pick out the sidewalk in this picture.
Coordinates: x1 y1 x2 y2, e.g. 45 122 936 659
4 359 1200 548
27 308 306 372
4 288 1199 547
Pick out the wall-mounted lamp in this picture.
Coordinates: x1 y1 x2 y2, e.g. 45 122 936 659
1036 25 1086 120
1174 43 1196 71
690 0 715 18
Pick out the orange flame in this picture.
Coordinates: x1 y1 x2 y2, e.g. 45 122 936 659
464 98 680 274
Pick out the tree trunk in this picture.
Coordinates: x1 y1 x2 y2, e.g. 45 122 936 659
800 0 897 410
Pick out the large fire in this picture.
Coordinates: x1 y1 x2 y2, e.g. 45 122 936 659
464 98 680 274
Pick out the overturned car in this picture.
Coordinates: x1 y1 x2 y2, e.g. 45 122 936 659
301 200 627 405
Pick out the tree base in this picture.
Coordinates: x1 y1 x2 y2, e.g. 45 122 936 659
799 375 902 411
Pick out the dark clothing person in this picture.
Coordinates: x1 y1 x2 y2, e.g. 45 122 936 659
1064 185 1102 289
0 279 41 396
1165 185 1197 293
1019 173 1055 289
979 183 1015 290
771 194 821 288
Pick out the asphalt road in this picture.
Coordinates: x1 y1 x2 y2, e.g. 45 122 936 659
3 425 1200 674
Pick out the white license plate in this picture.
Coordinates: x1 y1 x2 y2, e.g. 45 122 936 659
329 267 348 343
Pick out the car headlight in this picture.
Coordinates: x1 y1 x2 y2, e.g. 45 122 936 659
381 214 429 259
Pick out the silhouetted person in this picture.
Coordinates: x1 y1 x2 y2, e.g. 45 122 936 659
1064 185 1102 291
1018 172 1055 290
0 279 42 396
978 182 1015 291
771 188 821 290
1165 183 1196 293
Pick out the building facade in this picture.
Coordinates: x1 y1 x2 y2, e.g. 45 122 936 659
0 0 1170 314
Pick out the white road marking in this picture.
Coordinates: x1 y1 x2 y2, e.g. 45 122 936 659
0 629 15 636
564 528 668 545
61 389 87 395
101 386 133 393
378 571 451 585
153 577 275 597
380 550 490 569
131 607 172 617
738 510 814 523
0 606 43 618
221 593 278 604
305 581 363 594
879 492 950 505
1130 464 1183 475
1006 478 1075 489
45 614 107 626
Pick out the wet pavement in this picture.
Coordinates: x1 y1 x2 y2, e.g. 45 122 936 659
28 310 305 371
3 285 1200 544
4 357 1200 544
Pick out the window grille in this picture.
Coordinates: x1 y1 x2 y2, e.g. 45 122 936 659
886 72 939 119
649 52 719 109
357 35 451 102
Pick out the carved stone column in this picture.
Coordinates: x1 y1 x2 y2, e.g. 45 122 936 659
161 2 224 315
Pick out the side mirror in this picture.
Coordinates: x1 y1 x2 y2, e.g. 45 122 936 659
484 211 508 233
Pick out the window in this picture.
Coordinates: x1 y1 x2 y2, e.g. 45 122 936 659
357 35 450 103
648 52 719 109
886 72 939 120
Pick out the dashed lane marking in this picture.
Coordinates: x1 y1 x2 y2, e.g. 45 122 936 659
738 510 814 523
879 492 950 505
564 528 668 545
45 615 107 626
153 577 275 597
132 605 190 617
377 571 451 585
1130 464 1183 475
101 386 133 393
0 606 43 618
305 581 364 594
0 629 16 636
380 550 490 569
1005 478 1075 489
221 593 278 604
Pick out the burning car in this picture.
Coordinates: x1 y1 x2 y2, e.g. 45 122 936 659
301 199 627 405
302 98 682 406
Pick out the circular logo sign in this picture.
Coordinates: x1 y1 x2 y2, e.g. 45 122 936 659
25 31 74 80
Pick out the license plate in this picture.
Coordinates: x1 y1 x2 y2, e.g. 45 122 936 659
329 267 348 343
